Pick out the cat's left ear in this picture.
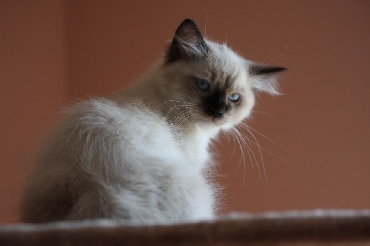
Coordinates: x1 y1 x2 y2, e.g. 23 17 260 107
166 19 208 63
249 63 286 95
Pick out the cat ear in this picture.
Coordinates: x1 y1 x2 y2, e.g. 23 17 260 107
249 63 286 95
166 19 208 63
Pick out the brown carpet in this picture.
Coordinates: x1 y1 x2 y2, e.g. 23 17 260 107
1 210 369 245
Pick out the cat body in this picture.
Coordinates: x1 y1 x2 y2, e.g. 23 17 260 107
21 19 285 224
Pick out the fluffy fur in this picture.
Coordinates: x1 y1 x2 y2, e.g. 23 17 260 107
21 19 285 224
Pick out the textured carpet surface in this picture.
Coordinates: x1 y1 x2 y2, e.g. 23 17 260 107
1 210 369 245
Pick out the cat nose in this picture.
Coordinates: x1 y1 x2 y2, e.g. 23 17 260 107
209 101 225 118
211 109 224 118
205 90 226 118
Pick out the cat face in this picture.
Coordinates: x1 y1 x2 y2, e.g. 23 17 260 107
163 43 254 131
162 19 285 132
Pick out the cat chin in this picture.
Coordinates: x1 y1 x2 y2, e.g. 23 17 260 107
196 117 231 130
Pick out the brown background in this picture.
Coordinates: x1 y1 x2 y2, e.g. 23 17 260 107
1 1 369 224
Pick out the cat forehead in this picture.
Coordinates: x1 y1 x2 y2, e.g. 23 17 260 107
204 40 248 87
206 40 242 58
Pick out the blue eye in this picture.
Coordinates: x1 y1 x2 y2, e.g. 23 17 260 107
228 93 240 102
196 78 210 91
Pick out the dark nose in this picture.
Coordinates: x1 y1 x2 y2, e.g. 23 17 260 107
206 93 226 118
208 98 225 118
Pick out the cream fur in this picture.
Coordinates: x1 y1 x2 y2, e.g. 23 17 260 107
21 19 283 224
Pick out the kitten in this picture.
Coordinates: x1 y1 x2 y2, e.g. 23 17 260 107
21 19 285 224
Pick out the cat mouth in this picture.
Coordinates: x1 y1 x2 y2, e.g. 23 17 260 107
212 117 226 125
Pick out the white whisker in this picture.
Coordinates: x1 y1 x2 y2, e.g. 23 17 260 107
252 110 274 118
226 131 237 166
230 130 244 178
253 45 288 74
199 4 208 36
240 123 290 153
234 127 262 184
237 125 267 183
238 123 291 167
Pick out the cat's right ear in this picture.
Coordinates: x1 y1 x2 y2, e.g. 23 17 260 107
165 19 208 63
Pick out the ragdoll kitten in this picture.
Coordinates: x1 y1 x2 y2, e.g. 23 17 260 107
21 19 285 224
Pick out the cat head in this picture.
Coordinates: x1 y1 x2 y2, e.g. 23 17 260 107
161 19 285 133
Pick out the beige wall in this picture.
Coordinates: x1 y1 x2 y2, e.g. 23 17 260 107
1 0 369 223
